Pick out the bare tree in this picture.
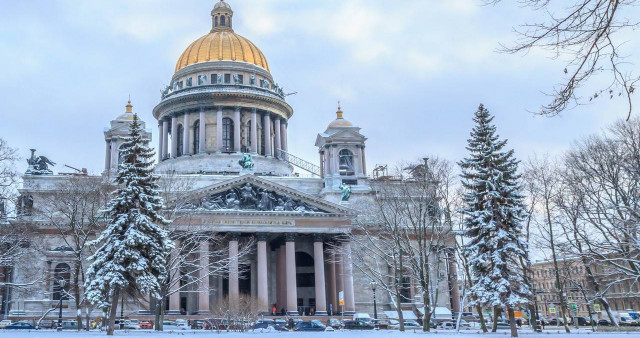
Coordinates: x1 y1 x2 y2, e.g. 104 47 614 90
349 158 457 332
491 0 638 118
0 138 18 218
524 156 571 333
37 176 110 330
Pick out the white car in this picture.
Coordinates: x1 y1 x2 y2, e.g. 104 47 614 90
389 319 421 329
0 320 11 329
162 321 189 330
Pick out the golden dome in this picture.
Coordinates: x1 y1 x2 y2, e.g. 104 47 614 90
175 31 269 73
174 1 269 73
328 102 353 128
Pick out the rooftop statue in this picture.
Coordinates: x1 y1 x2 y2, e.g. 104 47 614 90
239 152 254 170
26 149 55 175
339 182 352 202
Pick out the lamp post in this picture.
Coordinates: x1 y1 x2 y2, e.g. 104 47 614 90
57 279 66 332
370 281 378 329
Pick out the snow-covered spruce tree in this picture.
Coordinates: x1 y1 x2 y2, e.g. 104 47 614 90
85 114 173 335
459 104 530 338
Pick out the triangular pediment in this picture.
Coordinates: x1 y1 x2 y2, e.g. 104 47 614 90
169 175 351 216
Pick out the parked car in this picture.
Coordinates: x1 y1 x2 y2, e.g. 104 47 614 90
326 318 343 329
191 320 207 329
570 316 591 326
547 318 564 326
0 320 11 329
61 320 78 330
37 320 55 329
123 319 138 330
620 316 638 326
438 321 455 330
389 319 421 330
252 322 271 330
162 321 188 330
139 321 153 329
5 321 37 330
493 321 512 329
294 321 326 331
344 319 374 330
598 319 611 326
287 318 303 329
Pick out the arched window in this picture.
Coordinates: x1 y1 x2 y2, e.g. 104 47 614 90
339 149 355 176
193 120 200 154
222 118 234 152
53 263 71 301
176 124 184 157
221 15 226 27
215 16 218 27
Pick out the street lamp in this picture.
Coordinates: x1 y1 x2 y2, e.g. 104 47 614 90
370 281 378 329
56 279 66 332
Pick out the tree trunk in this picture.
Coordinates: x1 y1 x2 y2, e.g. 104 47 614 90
527 302 538 331
476 305 488 332
422 292 431 332
492 306 499 332
85 306 91 331
106 288 120 336
73 262 83 331
507 306 518 338
601 297 618 327
395 248 405 332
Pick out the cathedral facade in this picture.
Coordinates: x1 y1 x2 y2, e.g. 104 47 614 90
4 1 459 321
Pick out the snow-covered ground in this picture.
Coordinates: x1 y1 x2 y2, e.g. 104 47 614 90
0 329 639 337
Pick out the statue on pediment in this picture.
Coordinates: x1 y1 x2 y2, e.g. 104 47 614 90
339 182 352 202
26 149 55 175
239 153 254 170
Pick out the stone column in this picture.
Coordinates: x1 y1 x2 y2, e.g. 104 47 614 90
319 151 325 179
274 117 281 158
313 235 327 315
170 116 178 158
162 119 169 160
199 108 207 154
275 246 282 310
333 146 340 177
216 107 223 152
250 109 258 154
285 233 297 315
257 233 269 313
263 113 272 157
168 241 182 315
183 113 190 156
353 146 361 177
228 233 240 311
357 146 364 176
157 123 163 162
342 241 356 314
197 240 210 314
281 122 288 152
104 140 111 171
324 147 330 176
110 139 118 169
233 107 241 152
361 146 367 176
328 252 337 315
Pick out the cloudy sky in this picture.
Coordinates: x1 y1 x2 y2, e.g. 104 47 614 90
1 0 638 175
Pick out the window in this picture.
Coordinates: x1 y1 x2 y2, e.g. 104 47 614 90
53 263 71 301
221 15 226 26
296 273 315 287
198 75 207 85
193 120 200 154
339 149 355 176
186 77 192 87
211 74 218 84
222 118 234 152
224 74 231 84
176 124 184 156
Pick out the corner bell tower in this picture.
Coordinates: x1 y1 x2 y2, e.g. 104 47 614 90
315 103 368 191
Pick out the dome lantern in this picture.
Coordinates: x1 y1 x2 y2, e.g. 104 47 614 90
211 0 233 31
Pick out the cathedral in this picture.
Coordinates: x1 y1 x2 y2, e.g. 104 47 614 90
5 1 459 321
